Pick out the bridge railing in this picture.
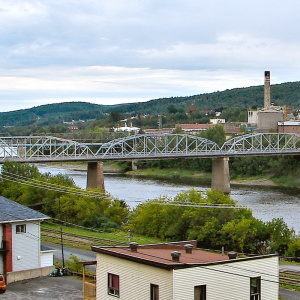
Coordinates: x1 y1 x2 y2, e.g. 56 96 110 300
0 133 299 162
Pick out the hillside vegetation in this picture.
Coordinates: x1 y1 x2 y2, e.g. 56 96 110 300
1 81 300 129
0 102 108 127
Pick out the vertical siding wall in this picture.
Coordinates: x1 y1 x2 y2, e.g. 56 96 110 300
173 256 278 300
12 222 40 272
96 253 173 300
40 251 54 268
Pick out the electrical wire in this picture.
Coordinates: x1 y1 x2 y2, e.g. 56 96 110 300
1 172 297 210
1 207 296 289
0 168 297 288
2 170 105 197
0 171 106 199
110 245 297 289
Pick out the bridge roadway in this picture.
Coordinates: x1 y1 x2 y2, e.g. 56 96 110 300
0 133 299 193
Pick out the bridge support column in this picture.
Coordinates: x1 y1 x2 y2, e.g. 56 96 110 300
211 157 230 194
132 160 138 171
87 162 105 190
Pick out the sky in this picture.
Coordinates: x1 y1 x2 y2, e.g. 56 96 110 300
1 0 300 112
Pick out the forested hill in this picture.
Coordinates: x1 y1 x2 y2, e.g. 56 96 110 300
114 81 300 114
0 102 109 127
1 81 300 127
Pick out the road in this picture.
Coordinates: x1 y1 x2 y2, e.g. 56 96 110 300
42 242 96 272
280 263 300 272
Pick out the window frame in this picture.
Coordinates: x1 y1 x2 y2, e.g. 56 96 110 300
16 224 26 234
250 276 261 300
194 285 206 300
150 283 159 300
108 273 120 297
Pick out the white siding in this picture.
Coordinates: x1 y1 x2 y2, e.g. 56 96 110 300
96 253 173 300
40 251 54 268
12 221 40 272
173 256 278 300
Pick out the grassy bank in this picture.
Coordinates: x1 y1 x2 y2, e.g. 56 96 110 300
126 167 300 189
45 161 300 189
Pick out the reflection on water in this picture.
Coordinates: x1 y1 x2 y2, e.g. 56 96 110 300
37 165 300 234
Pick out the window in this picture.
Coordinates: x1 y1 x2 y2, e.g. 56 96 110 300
250 277 261 300
108 273 119 297
16 224 26 234
150 284 159 300
194 285 206 300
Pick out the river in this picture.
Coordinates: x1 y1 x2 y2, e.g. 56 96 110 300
37 165 300 234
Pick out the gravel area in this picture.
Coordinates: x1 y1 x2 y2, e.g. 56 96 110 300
1 276 83 300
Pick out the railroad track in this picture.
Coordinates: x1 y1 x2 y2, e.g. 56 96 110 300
41 227 128 248
279 269 300 288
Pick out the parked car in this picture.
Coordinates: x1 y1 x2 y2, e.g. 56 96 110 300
0 274 6 293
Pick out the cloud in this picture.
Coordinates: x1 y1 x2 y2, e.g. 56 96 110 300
0 0 300 111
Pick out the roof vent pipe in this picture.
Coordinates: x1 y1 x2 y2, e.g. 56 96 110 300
129 242 139 252
171 251 181 262
184 244 193 254
227 251 238 259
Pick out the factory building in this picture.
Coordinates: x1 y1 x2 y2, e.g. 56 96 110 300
248 71 284 132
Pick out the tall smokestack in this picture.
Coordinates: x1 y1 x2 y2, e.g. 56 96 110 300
264 71 271 109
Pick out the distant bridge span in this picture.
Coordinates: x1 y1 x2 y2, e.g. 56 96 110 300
0 133 299 163
0 133 299 193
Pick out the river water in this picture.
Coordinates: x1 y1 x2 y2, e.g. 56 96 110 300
37 165 300 234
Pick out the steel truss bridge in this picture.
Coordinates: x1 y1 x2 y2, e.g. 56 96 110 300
0 133 299 163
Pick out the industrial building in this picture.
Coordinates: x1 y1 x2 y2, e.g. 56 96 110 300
248 71 284 132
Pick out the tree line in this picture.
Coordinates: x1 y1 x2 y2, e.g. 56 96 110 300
0 162 299 258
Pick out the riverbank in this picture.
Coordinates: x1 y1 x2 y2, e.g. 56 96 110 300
44 163 300 190
126 168 281 188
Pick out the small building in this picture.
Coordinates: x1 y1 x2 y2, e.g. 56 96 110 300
114 122 140 134
256 105 284 132
278 121 300 134
209 118 225 125
92 241 278 300
0 196 54 284
175 124 215 134
144 129 173 134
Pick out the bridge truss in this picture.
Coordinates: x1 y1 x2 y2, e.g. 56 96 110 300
0 133 299 163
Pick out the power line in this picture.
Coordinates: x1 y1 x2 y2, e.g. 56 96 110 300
0 171 107 199
1 209 294 289
115 246 295 289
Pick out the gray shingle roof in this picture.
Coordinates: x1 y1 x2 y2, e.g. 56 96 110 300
0 195 49 223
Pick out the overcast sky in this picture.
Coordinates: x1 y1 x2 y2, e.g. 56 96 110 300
1 0 300 112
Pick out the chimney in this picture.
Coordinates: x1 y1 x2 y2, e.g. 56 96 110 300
184 244 193 254
171 251 181 262
264 71 271 109
227 251 238 259
129 242 139 252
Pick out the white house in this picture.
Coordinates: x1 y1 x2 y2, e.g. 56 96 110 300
114 122 140 134
0 196 54 283
91 240 278 300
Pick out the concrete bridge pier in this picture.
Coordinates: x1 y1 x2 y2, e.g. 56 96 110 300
211 157 230 194
132 160 138 171
86 162 105 190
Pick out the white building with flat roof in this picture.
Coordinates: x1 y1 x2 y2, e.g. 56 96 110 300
92 240 278 300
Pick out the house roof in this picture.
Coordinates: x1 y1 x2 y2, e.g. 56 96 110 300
0 195 50 223
92 241 276 270
175 124 215 130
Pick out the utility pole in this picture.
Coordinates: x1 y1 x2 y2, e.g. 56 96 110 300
58 198 65 268
158 114 162 130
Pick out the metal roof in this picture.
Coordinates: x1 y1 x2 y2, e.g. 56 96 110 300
0 195 50 223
